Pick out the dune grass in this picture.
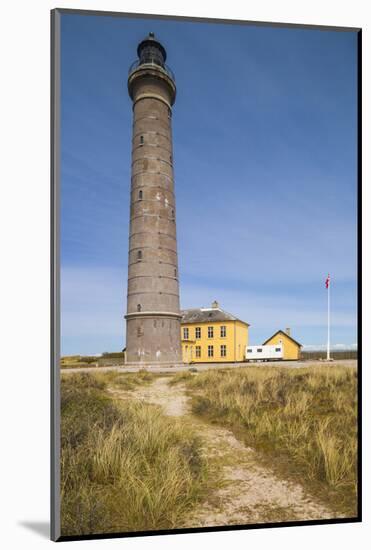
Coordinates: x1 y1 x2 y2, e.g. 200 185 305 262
176 365 358 515
61 372 210 536
60 355 99 369
168 371 194 386
91 369 156 391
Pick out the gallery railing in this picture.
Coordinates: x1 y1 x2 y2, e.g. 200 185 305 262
128 59 175 82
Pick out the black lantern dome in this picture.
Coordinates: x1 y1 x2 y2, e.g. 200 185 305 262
128 32 176 104
137 32 167 67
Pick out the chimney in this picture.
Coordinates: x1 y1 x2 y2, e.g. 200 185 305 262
285 327 291 336
212 300 219 309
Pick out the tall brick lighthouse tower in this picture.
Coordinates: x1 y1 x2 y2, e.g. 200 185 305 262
125 33 182 366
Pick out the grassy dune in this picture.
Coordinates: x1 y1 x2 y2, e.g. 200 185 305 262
175 365 358 515
61 372 209 536
92 369 156 390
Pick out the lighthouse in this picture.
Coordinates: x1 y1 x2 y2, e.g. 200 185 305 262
125 33 182 366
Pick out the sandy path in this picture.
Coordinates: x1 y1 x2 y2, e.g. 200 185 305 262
110 377 340 526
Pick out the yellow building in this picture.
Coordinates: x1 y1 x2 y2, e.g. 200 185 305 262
263 329 302 360
181 301 249 363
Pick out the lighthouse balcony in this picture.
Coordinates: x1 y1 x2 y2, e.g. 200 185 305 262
128 59 175 82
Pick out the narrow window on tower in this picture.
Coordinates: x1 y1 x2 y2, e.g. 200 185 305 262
174 268 177 277
138 190 143 200
167 107 172 118
140 135 144 145
137 250 142 261
171 209 175 220
170 154 172 164
137 304 141 312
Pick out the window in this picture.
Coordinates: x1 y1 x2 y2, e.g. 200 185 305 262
138 190 143 200
275 347 281 352
183 327 189 340
168 107 172 118
174 268 177 277
195 327 201 339
140 135 144 144
220 345 227 357
257 348 263 353
247 348 252 353
195 346 201 358
208 326 214 338
208 345 214 357
137 304 141 312
170 154 173 163
220 325 226 338
171 209 175 220
137 250 142 261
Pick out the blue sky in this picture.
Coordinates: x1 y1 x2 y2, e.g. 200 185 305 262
60 13 358 355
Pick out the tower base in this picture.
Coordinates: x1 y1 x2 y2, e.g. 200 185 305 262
125 312 182 365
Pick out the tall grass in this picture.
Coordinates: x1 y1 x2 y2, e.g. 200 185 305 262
180 366 357 514
168 371 194 385
61 373 209 536
92 369 156 391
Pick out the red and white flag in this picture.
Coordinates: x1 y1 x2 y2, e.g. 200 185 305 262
325 274 330 289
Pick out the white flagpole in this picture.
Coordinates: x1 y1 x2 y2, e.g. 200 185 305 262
327 276 330 361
